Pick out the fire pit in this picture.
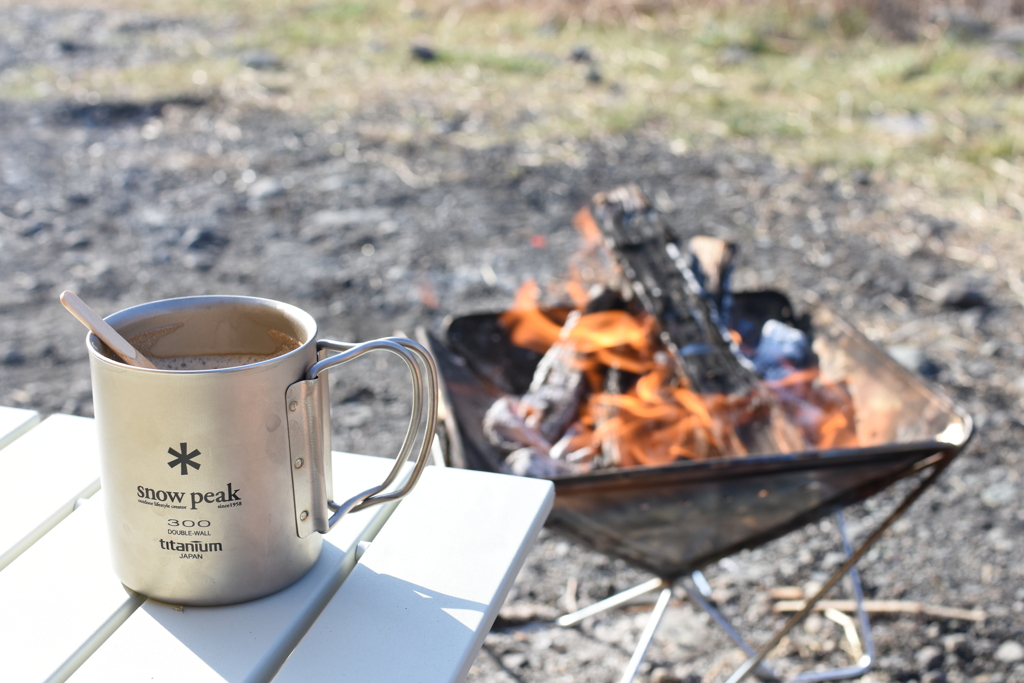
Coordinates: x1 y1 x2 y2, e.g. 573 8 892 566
421 186 972 682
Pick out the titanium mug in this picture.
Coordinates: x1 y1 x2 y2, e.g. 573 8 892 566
86 295 438 605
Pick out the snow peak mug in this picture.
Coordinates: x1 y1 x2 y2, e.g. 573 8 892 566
86 295 437 605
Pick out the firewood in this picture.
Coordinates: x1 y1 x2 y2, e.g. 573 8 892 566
688 235 736 305
773 599 987 622
519 310 588 443
592 366 623 468
586 185 752 395
584 184 805 454
483 395 552 454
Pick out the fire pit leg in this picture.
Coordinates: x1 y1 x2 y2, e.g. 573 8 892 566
787 511 877 683
680 577 780 681
555 577 665 627
619 582 674 683
678 511 875 682
724 452 955 683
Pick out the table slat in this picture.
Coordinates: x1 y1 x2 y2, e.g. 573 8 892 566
273 466 554 683
0 406 40 450
67 453 400 683
0 415 101 571
0 496 144 683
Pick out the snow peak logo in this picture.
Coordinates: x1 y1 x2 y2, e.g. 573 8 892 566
167 442 201 475
136 483 242 510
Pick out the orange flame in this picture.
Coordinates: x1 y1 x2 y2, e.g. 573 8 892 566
498 280 564 354
499 280 860 469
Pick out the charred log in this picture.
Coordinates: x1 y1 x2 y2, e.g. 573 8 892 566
584 184 755 396
483 288 621 464
583 184 805 454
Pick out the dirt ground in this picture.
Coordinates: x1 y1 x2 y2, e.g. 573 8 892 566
1 5 1022 683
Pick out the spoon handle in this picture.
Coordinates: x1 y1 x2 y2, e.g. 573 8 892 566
60 291 157 369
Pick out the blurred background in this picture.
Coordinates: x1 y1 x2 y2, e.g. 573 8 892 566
1 1 1023 681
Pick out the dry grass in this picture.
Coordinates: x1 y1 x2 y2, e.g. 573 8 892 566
2 0 1024 236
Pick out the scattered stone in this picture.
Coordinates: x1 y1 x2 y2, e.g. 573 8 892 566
886 345 939 377
139 206 169 228
943 633 968 655
941 285 987 310
301 208 390 240
585 67 602 84
980 481 1016 507
247 177 284 200
2 346 25 365
921 671 947 683
570 45 592 63
994 640 1024 663
410 44 437 62
916 645 944 671
501 652 527 669
63 230 92 249
241 49 283 70
650 667 682 683
992 23 1024 44
180 227 228 251
870 113 935 137
182 252 216 271
718 46 750 65
932 10 990 40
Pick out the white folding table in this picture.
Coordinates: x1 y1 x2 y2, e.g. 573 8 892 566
0 406 553 682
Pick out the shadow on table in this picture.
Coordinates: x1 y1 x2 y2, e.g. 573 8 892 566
137 545 487 682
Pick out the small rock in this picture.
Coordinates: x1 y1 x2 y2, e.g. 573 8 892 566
980 481 1016 507
887 345 939 377
718 46 749 64
63 230 92 249
247 177 284 200
994 640 1024 663
585 66 602 84
139 206 169 229
241 49 283 70
932 10 990 40
921 671 946 683
941 285 987 310
943 633 968 655
2 346 25 366
650 667 681 683
500 652 527 669
182 252 216 271
410 44 437 62
570 45 592 62
302 208 390 241
58 39 84 53
916 644 944 670
13 198 33 217
992 23 1024 44
181 227 229 251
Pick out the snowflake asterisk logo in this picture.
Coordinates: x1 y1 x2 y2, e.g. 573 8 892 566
167 442 201 475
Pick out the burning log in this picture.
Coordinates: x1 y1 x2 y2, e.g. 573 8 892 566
484 287 620 473
579 184 806 455
475 185 865 476
580 185 753 395
521 310 588 443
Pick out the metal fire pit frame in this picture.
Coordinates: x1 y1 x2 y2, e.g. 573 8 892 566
420 298 973 683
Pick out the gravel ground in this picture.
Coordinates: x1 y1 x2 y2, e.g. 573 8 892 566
1 6 1022 683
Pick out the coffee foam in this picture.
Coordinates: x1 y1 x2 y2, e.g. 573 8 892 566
121 327 303 371
149 354 288 370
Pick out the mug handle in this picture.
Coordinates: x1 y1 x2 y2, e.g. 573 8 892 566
285 337 438 538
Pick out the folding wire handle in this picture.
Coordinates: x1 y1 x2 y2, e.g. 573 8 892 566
286 337 438 538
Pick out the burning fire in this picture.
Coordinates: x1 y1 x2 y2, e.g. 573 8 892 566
498 279 859 471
